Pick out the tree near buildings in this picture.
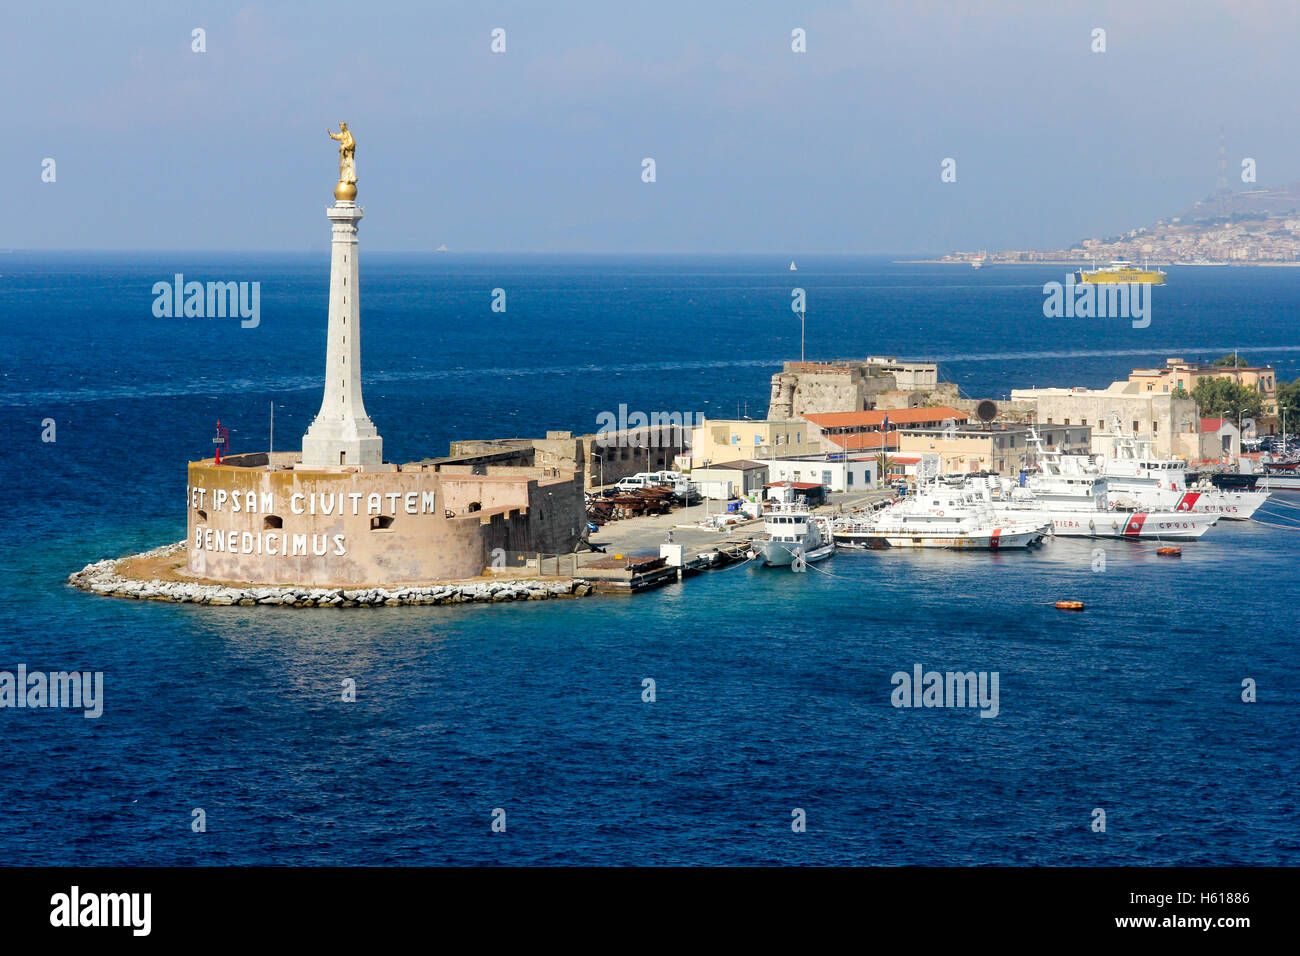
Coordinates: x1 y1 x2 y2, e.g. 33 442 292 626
1191 377 1263 421
1277 377 1300 425
1211 353 1250 368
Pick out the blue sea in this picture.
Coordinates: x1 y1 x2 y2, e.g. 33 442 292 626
2 253 1298 865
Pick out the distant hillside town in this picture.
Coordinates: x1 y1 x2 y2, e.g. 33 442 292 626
939 184 1300 265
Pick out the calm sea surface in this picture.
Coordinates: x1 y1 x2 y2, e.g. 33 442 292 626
1 254 1297 864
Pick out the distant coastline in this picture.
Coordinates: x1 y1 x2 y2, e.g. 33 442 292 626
899 258 1300 267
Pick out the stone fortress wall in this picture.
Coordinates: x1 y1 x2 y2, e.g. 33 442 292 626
767 359 957 420
187 452 583 587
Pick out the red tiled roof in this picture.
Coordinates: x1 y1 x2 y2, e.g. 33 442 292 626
825 432 890 450
1200 417 1228 432
804 406 968 429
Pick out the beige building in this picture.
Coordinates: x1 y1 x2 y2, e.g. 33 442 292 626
689 460 769 499
896 423 1091 476
1127 357 1279 433
689 419 813 468
1010 382 1201 459
803 406 969 455
863 356 939 390
448 423 690 490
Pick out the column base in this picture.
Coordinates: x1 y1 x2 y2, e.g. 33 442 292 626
300 431 383 470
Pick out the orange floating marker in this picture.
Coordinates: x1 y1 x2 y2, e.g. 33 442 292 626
1055 600 1085 611
1157 547 1181 557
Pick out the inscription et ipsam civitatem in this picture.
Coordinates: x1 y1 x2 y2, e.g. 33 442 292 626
188 487 437 517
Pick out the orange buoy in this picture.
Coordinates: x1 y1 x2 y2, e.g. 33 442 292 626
1157 547 1181 557
1055 600 1085 611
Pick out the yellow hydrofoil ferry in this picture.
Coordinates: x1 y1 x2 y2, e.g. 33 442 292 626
1075 259 1166 284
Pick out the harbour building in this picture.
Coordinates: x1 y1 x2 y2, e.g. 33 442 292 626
895 423 1091 476
1126 357 1279 434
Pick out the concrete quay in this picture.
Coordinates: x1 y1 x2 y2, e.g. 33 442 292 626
575 489 893 591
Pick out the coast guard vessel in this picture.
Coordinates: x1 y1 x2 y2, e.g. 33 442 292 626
1094 419 1269 519
965 432 1219 540
833 459 1047 550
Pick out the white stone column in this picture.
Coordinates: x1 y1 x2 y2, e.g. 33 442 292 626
301 200 383 468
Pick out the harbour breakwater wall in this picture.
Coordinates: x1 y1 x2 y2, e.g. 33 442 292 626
69 543 595 607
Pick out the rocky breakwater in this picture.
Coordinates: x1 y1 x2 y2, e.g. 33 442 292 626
69 542 595 607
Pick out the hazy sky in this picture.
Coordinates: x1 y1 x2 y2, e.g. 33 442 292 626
10 0 1299 253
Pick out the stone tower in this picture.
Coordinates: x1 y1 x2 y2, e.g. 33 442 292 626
300 177 383 469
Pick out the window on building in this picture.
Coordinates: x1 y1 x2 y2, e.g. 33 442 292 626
1153 421 1158 434
370 515 394 531
1133 421 1140 434
1064 418 1070 425
264 515 283 529
847 471 854 486
1046 418 1053 424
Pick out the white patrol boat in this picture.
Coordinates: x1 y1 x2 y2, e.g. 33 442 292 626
969 429 1219 540
832 459 1047 550
755 500 834 568
1092 416 1268 519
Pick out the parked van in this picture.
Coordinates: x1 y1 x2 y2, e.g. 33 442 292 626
614 475 654 492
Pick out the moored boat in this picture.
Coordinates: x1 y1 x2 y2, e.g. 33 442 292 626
755 501 834 567
1093 418 1269 519
833 477 1047 550
958 430 1220 540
